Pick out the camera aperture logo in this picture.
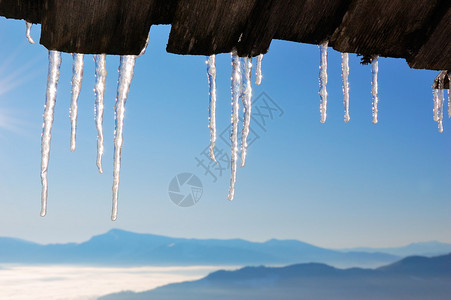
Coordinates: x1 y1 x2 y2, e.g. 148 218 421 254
168 173 203 207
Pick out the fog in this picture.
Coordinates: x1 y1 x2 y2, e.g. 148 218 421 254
0 265 231 299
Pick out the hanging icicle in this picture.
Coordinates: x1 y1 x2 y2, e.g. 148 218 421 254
25 21 35 44
228 53 241 201
255 54 263 85
341 53 350 123
94 54 107 173
241 57 253 167
371 56 379 124
40 51 62 217
206 55 217 162
447 72 450 119
70 54 84 152
319 41 328 123
112 55 137 221
436 71 446 133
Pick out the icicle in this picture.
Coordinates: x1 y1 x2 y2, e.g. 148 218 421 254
448 73 450 119
341 53 350 123
70 54 84 152
112 55 137 221
228 53 241 201
241 57 252 167
206 55 217 162
139 36 150 57
255 54 263 85
319 41 328 123
40 51 62 217
433 88 439 122
25 21 35 44
436 72 445 133
371 56 379 124
94 54 107 173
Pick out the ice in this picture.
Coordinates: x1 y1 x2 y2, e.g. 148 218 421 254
25 21 34 44
319 41 328 123
447 72 450 119
139 36 150 57
94 54 107 173
436 72 446 133
206 55 217 162
40 51 62 217
255 54 263 85
371 56 379 124
228 53 241 201
70 54 84 152
241 57 252 167
341 53 350 123
112 55 137 221
433 88 439 122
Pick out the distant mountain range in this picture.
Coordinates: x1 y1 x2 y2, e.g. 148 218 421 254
343 241 451 257
100 253 451 300
0 229 450 269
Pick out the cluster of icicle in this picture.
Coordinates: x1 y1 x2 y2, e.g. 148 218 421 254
37 27 146 221
432 71 450 133
206 52 263 200
319 41 380 124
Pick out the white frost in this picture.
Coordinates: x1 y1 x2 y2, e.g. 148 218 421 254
70 54 84 152
139 36 150 57
371 56 379 124
255 54 263 85
40 51 62 217
94 54 107 173
25 21 35 44
228 53 241 201
241 57 252 167
206 55 217 162
112 55 137 221
341 53 350 123
319 41 328 123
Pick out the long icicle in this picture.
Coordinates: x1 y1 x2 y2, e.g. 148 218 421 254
241 57 252 167
371 56 379 124
437 72 445 133
206 55 217 162
319 41 328 123
228 53 241 201
341 53 350 123
25 21 35 44
94 54 107 173
40 51 62 217
112 55 137 221
447 72 450 119
70 54 84 152
255 54 263 85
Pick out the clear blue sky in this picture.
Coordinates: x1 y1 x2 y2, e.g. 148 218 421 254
0 18 449 249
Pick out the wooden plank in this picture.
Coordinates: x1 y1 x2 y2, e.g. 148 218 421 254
0 0 44 23
273 0 350 45
330 0 443 61
40 0 175 55
167 0 258 56
408 6 451 70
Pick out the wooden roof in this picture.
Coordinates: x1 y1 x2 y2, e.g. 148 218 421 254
0 0 450 70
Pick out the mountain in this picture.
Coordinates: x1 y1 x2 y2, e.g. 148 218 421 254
0 229 397 268
100 253 451 300
343 241 451 257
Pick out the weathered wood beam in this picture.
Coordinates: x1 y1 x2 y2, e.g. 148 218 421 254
0 0 44 23
408 6 451 70
166 0 258 56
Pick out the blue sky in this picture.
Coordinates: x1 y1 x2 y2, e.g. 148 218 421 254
0 18 449 249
